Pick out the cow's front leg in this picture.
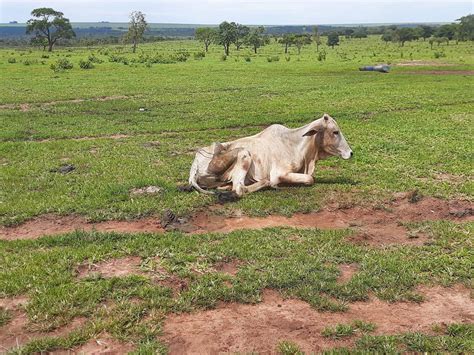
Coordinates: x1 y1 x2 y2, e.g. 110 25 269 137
278 173 315 186
231 150 252 197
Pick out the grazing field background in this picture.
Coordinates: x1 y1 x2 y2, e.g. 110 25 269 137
0 35 473 354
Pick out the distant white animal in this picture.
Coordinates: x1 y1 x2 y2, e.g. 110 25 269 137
188 113 353 198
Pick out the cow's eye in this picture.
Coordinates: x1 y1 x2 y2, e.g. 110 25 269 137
333 131 339 135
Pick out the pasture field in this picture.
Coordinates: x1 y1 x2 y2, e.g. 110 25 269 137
0 36 473 353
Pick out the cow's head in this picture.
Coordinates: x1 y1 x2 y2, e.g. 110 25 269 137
303 114 353 160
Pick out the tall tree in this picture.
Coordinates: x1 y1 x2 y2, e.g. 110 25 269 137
352 27 368 39
312 26 322 51
195 27 216 52
327 32 340 48
235 24 250 50
245 26 268 53
294 34 312 54
216 21 238 55
125 11 147 53
418 25 434 40
26 8 75 52
279 33 295 54
395 27 414 46
457 14 474 41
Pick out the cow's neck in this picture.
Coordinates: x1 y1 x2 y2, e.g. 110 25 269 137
291 119 325 174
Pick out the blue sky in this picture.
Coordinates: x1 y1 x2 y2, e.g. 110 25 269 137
1 0 472 24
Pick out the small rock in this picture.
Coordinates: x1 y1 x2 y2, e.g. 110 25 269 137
138 108 148 112
130 186 162 195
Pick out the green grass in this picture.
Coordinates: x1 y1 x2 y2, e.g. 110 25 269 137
1 36 473 225
0 36 473 353
322 320 376 339
0 306 12 326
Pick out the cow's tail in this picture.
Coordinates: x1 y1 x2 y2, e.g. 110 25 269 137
189 159 215 195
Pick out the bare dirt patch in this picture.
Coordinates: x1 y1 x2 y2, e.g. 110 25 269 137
162 285 474 354
0 95 134 112
76 256 143 279
337 263 359 283
69 333 134 354
214 260 242 276
0 295 86 352
403 70 474 75
0 215 164 241
396 60 453 67
1 195 472 244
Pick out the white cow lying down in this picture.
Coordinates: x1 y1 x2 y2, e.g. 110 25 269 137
187 114 353 199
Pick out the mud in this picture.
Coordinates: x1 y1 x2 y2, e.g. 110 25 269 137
0 295 86 351
1 196 472 245
0 215 164 240
162 285 474 354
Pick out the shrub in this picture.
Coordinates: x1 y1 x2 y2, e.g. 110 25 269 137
23 59 38 66
7 57 16 64
193 51 205 60
244 56 251 62
50 58 73 72
172 50 190 62
108 54 128 64
88 55 103 63
317 51 327 61
41 54 49 59
79 59 94 69
267 55 280 62
285 55 291 62
434 51 446 58
220 54 227 61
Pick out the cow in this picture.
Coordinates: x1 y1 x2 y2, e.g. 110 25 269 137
187 113 353 199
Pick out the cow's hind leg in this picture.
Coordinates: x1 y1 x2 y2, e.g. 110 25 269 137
278 173 314 186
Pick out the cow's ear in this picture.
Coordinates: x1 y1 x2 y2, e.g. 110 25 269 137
303 129 318 137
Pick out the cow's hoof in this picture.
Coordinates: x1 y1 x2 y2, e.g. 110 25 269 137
177 184 194 192
217 191 240 204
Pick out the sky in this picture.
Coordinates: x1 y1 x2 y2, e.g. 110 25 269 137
1 0 472 24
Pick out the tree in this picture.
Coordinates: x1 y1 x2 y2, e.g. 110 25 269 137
294 34 312 54
216 21 238 55
418 25 434 40
245 26 268 53
30 36 48 51
234 24 250 50
381 29 395 43
344 28 354 39
26 8 75 52
279 33 295 54
435 24 457 41
352 27 368 39
395 27 414 46
125 11 147 53
312 26 322 51
327 32 340 48
195 27 216 52
457 14 474 41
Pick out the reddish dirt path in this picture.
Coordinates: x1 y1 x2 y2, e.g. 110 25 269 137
1 196 472 244
162 285 474 354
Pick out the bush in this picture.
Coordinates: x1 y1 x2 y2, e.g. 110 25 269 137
193 51 205 60
285 56 291 62
41 54 49 59
79 59 94 69
171 50 190 62
434 51 446 58
244 56 251 62
50 58 73 72
108 54 128 64
317 50 327 61
7 57 16 64
23 59 38 66
267 55 280 62
88 55 103 63
220 54 227 61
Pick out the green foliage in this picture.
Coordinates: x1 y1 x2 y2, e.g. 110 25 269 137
7 57 16 63
171 49 190 62
195 27 217 52
0 307 12 326
50 58 73 71
23 59 38 66
26 8 75 52
193 51 206 60
327 32 340 48
79 59 94 69
88 54 103 63
267 55 280 62
220 54 227 61
245 26 268 54
434 51 446 59
216 21 238 55
457 14 474 41
277 340 304 355
125 11 148 53
322 320 376 339
317 50 327 61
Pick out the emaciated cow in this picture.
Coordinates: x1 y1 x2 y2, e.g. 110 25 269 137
187 114 353 198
